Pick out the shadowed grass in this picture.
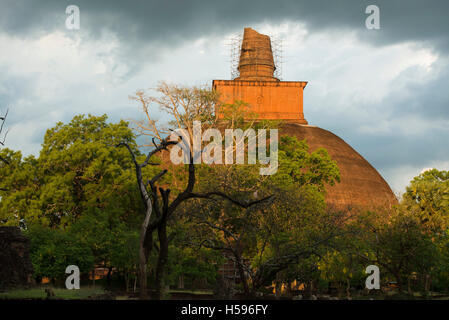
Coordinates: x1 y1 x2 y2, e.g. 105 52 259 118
0 286 107 300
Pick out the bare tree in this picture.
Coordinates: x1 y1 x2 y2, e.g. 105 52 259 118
119 83 272 299
0 109 9 165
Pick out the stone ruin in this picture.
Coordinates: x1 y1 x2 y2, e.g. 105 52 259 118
0 226 34 290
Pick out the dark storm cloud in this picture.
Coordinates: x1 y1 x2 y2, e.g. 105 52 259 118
345 128 449 170
309 58 449 173
389 65 449 121
1 0 449 53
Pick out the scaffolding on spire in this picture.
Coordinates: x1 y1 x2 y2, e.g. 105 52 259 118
226 31 283 80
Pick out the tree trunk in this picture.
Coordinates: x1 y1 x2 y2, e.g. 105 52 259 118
178 274 184 289
286 280 292 298
395 273 403 293
139 239 148 298
139 205 153 299
425 274 431 294
106 267 112 289
407 277 412 296
346 279 351 298
155 220 169 300
274 274 282 298
125 272 129 293
235 254 250 298
304 280 312 299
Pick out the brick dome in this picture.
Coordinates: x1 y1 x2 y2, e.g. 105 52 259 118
280 123 398 211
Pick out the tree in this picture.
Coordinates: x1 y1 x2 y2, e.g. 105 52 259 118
0 114 145 229
190 135 343 297
166 244 223 290
0 149 38 226
0 109 9 165
68 208 139 289
351 209 439 294
36 114 143 228
26 225 94 284
399 169 449 293
109 226 139 292
402 169 449 231
328 170 449 296
1 114 148 287
318 249 365 298
120 82 272 299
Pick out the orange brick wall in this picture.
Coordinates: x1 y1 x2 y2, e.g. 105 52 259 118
213 80 308 124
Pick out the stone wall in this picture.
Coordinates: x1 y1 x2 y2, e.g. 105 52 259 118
0 226 34 290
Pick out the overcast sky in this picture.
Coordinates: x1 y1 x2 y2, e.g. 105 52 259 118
0 0 448 194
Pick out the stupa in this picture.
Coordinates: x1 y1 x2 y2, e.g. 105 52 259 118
213 28 397 211
214 28 307 123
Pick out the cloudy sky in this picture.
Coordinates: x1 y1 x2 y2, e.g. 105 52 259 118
0 0 448 194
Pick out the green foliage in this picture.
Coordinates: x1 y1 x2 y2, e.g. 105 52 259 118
433 231 449 291
1 114 149 285
0 114 145 228
402 169 449 231
398 169 449 292
166 246 223 289
274 136 340 193
69 208 139 268
0 149 39 226
348 208 441 292
36 114 142 227
189 133 342 293
26 225 94 281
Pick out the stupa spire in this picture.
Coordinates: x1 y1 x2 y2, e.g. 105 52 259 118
236 28 277 81
213 27 307 124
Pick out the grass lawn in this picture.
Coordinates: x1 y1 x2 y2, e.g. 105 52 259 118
0 287 214 300
0 286 107 300
169 289 213 295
